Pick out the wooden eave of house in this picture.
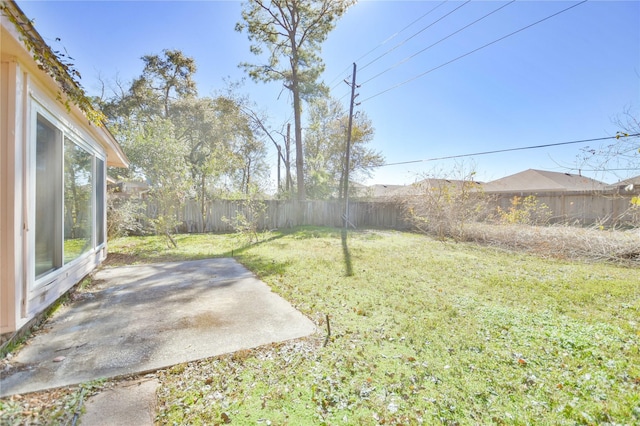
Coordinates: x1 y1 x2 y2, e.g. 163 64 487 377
481 169 607 193
1 1 128 168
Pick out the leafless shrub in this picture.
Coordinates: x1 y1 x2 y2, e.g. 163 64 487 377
620 197 640 227
398 169 494 241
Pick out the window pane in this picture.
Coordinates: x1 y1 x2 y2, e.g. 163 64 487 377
96 158 105 246
35 115 62 277
64 137 93 264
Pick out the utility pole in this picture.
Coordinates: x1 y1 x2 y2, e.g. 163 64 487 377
343 63 358 229
286 123 292 193
277 144 282 195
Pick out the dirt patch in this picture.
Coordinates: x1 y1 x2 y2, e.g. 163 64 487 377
102 252 139 267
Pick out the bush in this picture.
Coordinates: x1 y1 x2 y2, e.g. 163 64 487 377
402 171 493 241
624 196 640 226
106 193 146 238
222 197 268 243
495 195 552 226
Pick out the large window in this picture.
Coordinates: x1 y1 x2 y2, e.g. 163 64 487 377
33 110 106 280
35 115 62 277
64 137 93 264
96 158 105 246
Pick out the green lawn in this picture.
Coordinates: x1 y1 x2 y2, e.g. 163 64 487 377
105 227 639 425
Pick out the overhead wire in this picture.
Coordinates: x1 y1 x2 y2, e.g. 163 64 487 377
361 0 589 104
359 0 471 73
328 0 449 91
333 1 466 101
354 0 448 65
360 0 516 86
375 133 640 168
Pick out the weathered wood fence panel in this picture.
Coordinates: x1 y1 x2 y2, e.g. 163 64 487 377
491 190 638 225
132 190 637 234
168 200 409 233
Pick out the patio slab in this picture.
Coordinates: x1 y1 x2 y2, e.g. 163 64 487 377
0 258 316 397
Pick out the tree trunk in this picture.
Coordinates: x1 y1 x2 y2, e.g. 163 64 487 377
286 123 292 192
292 80 305 201
200 172 206 225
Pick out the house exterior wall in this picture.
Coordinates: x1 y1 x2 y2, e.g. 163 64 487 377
1 57 24 335
1 59 12 332
1 3 128 339
0 55 109 337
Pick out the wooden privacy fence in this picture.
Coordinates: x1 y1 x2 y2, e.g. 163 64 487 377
491 190 639 225
176 200 410 233
128 190 638 234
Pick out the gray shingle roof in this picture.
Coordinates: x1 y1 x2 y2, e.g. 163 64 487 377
481 169 607 192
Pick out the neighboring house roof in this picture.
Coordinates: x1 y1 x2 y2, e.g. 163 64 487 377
1 0 128 168
354 179 484 199
355 169 612 200
108 180 150 197
612 174 640 188
363 184 407 198
605 174 640 193
481 169 607 193
412 178 483 191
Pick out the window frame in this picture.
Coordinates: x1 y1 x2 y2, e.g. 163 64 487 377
33 111 63 279
30 100 107 288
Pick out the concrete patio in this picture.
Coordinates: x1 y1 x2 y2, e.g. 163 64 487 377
0 258 316 397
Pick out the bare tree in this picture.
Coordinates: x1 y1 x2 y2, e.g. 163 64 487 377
579 107 640 180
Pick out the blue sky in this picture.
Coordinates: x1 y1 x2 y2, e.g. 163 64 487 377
16 0 640 186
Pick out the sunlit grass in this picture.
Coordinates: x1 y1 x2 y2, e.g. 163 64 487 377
110 228 640 423
105 232 245 265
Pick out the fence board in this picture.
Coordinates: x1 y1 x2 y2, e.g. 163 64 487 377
491 190 637 225
121 189 637 234
157 200 409 232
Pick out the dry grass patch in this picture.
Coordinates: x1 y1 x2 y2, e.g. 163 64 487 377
463 223 640 265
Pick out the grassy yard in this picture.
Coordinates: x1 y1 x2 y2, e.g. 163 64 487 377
105 227 639 425
2 227 638 425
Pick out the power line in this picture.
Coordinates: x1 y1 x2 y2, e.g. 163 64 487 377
361 0 589 104
359 0 471 73
327 0 449 90
361 0 516 86
376 133 640 168
356 0 448 64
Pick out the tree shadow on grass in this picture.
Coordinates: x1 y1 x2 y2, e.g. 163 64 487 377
341 228 354 277
225 226 355 278
107 226 354 278
220 231 292 279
